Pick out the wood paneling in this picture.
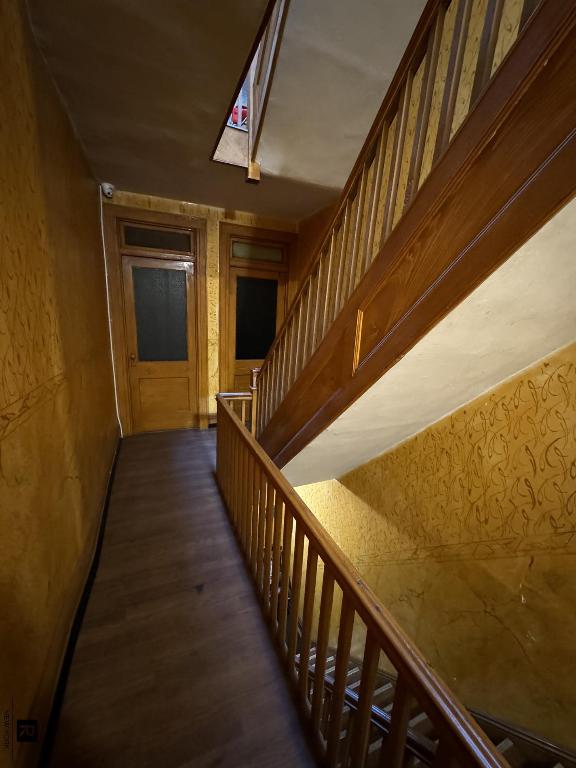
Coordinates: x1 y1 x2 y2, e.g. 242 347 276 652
48 430 316 768
0 2 118 765
258 0 576 467
104 190 298 418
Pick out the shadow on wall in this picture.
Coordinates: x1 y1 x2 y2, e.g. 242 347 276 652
296 339 576 751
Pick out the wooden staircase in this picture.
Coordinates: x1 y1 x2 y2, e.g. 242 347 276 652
254 0 576 468
295 645 576 768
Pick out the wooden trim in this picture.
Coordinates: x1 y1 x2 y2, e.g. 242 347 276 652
103 204 209 432
209 0 278 161
218 222 296 392
258 0 576 466
248 0 291 164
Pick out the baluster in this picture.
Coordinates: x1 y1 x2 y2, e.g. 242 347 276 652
229 427 237 525
310 260 322 353
287 525 305 674
243 451 254 556
258 369 266 432
298 285 311 377
349 634 380 766
433 0 473 162
255 469 267 587
382 73 413 241
277 509 293 649
378 674 413 768
266 356 274 426
269 493 284 625
519 0 540 30
326 598 355 765
471 0 506 105
279 325 289 407
262 483 275 607
286 316 296 389
239 437 248 552
250 461 260 573
405 8 445 208
347 167 368 294
305 272 318 364
298 546 318 701
311 570 335 732
362 124 389 273
321 232 336 338
276 335 286 412
333 206 350 317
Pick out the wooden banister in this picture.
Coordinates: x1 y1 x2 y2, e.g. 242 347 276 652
255 0 576 463
216 395 510 767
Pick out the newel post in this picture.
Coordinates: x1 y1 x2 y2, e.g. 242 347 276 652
249 368 260 435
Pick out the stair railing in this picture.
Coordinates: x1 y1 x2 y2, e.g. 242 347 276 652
216 395 510 767
218 368 260 433
255 0 543 439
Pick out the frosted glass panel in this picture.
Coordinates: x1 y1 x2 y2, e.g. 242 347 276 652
232 241 283 263
133 267 187 361
236 277 277 359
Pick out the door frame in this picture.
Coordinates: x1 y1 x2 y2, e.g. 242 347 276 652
228 265 288 392
218 222 295 392
103 204 209 434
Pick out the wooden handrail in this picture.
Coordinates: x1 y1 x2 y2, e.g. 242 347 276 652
216 395 509 767
255 0 555 440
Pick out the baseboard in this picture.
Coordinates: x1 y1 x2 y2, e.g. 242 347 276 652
38 435 121 767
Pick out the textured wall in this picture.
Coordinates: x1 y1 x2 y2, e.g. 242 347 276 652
0 1 117 764
107 191 298 407
297 340 576 750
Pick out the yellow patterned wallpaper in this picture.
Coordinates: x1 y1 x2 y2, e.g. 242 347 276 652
0 2 118 765
107 190 298 408
297 340 576 749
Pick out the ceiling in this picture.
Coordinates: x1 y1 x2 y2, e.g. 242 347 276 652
258 0 427 188
27 0 338 220
283 197 576 486
27 0 427 220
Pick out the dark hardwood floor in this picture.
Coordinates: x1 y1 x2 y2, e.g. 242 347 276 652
49 429 316 768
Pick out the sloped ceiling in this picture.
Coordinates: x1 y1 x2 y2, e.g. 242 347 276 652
258 0 427 188
27 0 338 219
283 198 576 485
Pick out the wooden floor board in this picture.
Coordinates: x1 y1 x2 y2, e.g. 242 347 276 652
49 429 316 767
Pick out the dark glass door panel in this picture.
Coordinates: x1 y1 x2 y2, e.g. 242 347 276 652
132 266 188 361
235 276 277 359
124 225 191 252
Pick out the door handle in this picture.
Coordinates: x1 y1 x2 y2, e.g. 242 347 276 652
129 353 136 365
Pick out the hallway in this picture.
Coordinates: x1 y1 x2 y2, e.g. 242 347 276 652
49 430 316 767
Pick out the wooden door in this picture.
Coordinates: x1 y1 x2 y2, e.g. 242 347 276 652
228 266 287 391
122 255 198 432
